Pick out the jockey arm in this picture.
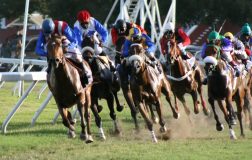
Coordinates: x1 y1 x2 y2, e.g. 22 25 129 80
35 32 47 57
111 28 118 45
63 25 78 47
122 39 131 57
144 37 156 54
73 24 83 48
160 36 168 55
177 28 191 46
200 43 207 59
94 18 108 43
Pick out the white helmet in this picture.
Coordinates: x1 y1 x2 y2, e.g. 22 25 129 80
164 22 175 32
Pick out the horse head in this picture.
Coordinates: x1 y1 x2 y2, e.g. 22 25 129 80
47 34 64 68
129 43 145 57
81 33 95 48
129 54 145 74
167 38 181 64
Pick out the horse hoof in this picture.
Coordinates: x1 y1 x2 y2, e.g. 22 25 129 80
230 135 237 140
152 117 159 124
80 133 86 140
85 135 94 144
114 128 121 135
160 126 167 133
216 124 224 131
173 113 180 119
240 134 245 138
68 130 76 138
117 105 124 112
203 108 210 116
229 118 237 126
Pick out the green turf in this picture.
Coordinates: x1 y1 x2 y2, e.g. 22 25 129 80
1 82 252 160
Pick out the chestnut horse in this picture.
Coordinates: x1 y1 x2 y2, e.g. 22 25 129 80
166 40 210 120
128 43 177 142
46 35 93 143
81 34 123 139
203 44 252 139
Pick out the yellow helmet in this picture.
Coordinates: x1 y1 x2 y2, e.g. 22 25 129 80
128 27 142 41
224 32 234 41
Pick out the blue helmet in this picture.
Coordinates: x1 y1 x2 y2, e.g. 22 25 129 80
42 19 55 35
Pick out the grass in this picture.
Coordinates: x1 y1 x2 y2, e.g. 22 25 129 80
1 82 252 160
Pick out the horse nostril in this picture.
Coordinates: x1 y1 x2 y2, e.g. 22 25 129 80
55 58 60 62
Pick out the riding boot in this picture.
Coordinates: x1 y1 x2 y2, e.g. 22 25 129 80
79 62 93 86
229 61 240 77
242 59 248 70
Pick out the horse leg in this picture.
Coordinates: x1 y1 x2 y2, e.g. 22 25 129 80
208 98 224 131
121 85 139 130
162 82 180 119
177 95 192 123
244 90 252 130
83 86 93 143
149 104 159 124
226 90 237 125
218 99 237 139
155 99 166 133
90 100 106 140
234 90 245 137
58 107 76 138
113 91 124 112
106 92 120 134
137 101 157 142
196 78 210 115
190 90 200 114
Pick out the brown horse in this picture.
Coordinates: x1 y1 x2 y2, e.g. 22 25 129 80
46 35 93 143
128 43 177 142
203 44 252 139
81 35 123 139
166 40 210 120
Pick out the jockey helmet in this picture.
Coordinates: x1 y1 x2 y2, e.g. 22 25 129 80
241 23 251 35
42 19 55 36
77 10 91 23
224 32 234 41
208 31 220 41
115 19 127 33
129 27 142 42
164 22 175 32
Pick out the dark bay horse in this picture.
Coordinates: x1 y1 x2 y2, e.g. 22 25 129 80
46 35 93 143
166 40 210 120
81 34 123 139
115 36 140 130
128 43 177 142
203 44 252 139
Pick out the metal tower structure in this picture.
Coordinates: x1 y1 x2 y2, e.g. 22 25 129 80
104 0 176 60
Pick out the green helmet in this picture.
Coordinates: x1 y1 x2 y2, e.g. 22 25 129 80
241 23 251 35
208 31 220 41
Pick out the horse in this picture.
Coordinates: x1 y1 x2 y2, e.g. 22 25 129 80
165 39 210 121
81 33 123 139
115 36 140 130
128 43 177 142
46 34 93 143
203 43 252 139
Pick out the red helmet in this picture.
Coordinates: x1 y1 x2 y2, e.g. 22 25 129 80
77 10 91 23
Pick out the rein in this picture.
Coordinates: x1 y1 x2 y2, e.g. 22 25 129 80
65 58 83 72
166 70 193 81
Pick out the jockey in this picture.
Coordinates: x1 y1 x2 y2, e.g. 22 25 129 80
111 19 148 46
224 32 249 68
239 23 252 60
111 19 148 65
201 31 240 84
35 18 93 84
74 10 115 71
122 27 161 73
74 10 108 54
160 22 191 60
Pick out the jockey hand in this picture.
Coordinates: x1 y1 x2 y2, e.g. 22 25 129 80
177 43 184 50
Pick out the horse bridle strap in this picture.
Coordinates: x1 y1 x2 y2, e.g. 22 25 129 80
166 70 193 81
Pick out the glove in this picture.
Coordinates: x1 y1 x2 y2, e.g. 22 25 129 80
177 43 184 50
